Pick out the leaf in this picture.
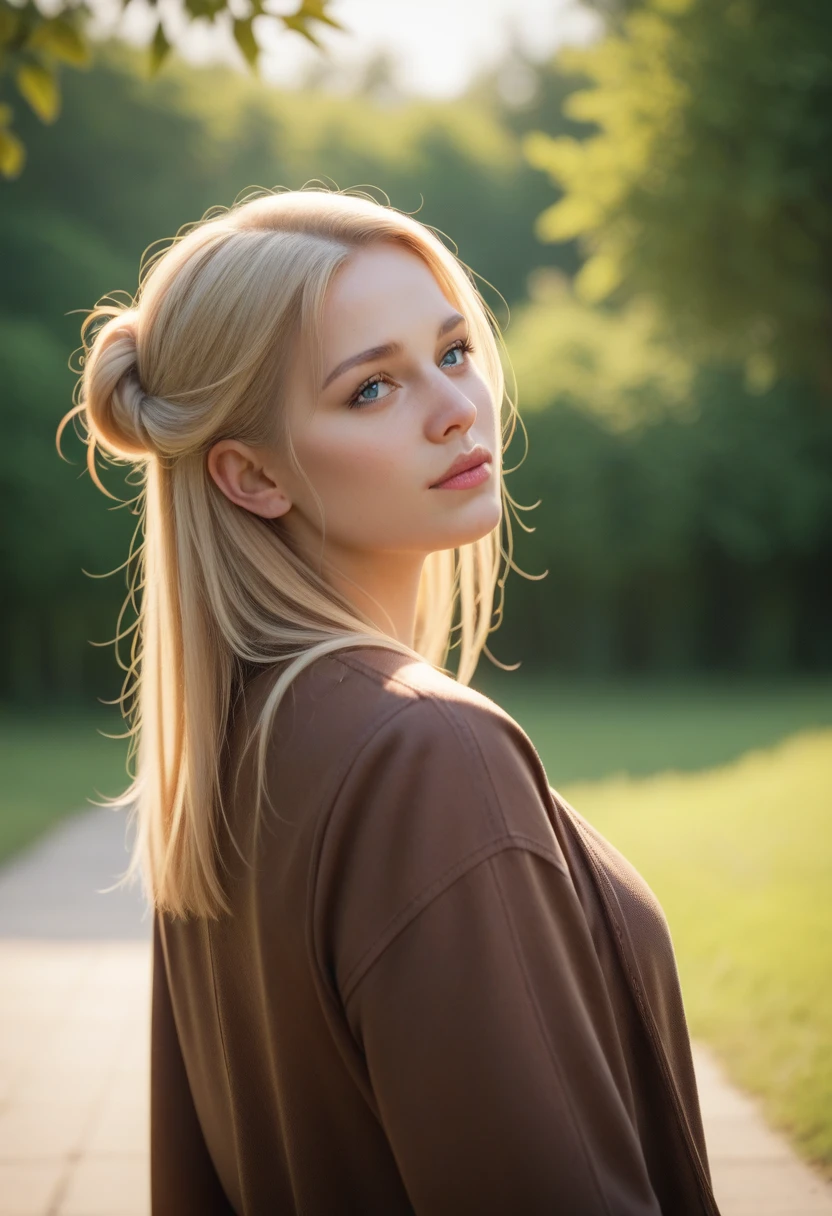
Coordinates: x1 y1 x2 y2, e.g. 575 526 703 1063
292 0 345 33
26 18 91 68
149 21 171 75
15 61 60 123
0 125 25 178
280 14 321 48
281 0 346 48
232 16 258 69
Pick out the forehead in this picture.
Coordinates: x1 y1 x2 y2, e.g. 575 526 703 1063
322 242 450 341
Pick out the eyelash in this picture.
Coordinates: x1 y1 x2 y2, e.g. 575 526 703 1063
346 337 476 410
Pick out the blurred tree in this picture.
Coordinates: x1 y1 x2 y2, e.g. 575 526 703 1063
522 0 832 393
0 0 342 178
501 285 832 675
506 269 696 432
2 37 829 696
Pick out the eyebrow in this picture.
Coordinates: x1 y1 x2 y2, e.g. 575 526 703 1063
321 312 467 391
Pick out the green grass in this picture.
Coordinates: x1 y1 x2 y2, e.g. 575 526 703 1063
474 670 832 783
555 728 832 1180
0 706 132 863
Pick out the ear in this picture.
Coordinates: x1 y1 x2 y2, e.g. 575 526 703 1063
206 440 292 519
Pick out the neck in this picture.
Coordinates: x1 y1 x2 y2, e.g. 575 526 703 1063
320 547 426 650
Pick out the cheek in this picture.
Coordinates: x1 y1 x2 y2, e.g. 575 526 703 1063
302 429 415 512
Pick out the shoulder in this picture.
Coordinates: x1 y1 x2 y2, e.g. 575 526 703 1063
323 645 554 818
242 645 557 833
324 643 532 745
309 647 569 984
248 642 543 779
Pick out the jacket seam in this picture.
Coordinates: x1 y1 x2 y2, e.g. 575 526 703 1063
330 647 443 692
413 690 507 836
334 651 554 856
333 651 505 833
341 837 568 1004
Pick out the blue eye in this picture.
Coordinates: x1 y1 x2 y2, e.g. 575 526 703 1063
346 336 475 410
347 374 395 410
440 337 476 369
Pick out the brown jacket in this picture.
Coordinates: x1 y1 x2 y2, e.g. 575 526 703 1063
151 645 722 1215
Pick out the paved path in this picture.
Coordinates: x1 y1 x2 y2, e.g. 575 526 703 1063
1 807 831 1215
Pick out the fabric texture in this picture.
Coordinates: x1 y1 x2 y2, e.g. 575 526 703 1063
151 644 722 1215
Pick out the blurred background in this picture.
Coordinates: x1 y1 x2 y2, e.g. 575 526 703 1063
0 0 830 1211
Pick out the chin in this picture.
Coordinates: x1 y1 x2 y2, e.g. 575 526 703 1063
434 499 503 549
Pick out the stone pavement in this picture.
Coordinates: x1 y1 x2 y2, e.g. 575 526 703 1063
1 807 831 1216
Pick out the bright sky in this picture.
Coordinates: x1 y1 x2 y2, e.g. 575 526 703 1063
79 0 601 97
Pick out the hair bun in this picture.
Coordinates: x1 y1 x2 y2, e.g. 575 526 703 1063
82 311 154 458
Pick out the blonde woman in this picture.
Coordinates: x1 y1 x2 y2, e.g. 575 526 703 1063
60 187 721 1215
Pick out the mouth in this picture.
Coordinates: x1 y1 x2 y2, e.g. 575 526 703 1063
430 445 492 489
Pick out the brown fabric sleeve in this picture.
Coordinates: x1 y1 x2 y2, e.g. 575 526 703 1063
150 913 237 1215
343 844 663 1216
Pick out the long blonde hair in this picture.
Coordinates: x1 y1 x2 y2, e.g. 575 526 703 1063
57 185 534 920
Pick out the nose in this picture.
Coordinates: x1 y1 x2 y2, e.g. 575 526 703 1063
424 366 479 441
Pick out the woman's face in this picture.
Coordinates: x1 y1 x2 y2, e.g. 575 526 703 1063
276 240 502 563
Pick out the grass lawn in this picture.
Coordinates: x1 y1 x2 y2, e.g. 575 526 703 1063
473 669 832 783
0 705 131 864
556 727 832 1181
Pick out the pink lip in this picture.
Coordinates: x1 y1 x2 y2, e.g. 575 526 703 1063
430 446 493 489
431 459 492 490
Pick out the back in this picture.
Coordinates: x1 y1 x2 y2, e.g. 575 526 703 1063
151 645 720 1215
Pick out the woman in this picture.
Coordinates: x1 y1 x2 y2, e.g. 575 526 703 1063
61 187 721 1214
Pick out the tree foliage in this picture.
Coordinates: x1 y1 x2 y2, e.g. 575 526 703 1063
1 38 828 699
507 271 695 432
502 296 832 674
0 0 341 177
523 0 832 391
